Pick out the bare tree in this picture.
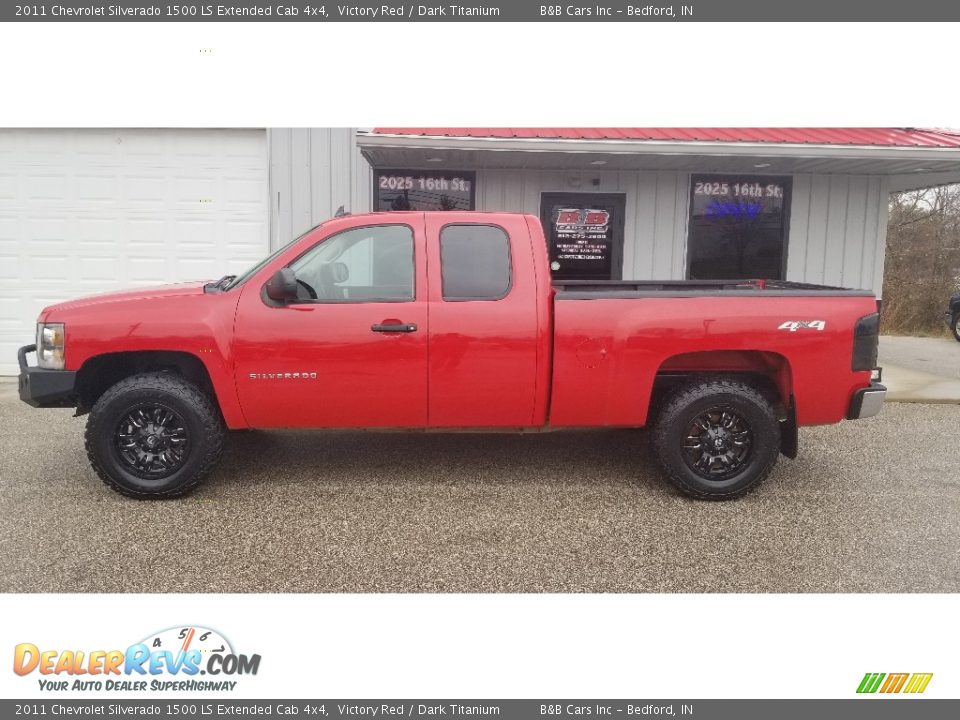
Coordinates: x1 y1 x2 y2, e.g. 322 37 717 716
881 184 960 335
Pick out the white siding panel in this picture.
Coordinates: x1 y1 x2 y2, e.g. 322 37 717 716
501 173 525 213
842 175 869 288
351 133 372 214
785 174 811 284
290 130 312 235
651 172 677 278
269 128 372 249
670 172 690 278
620 173 639 280
786 172 888 295
871 176 890 297
521 172 542 212
858 176 881 291
329 128 354 218
806 175 831 283
308 127 331 221
632 173 659 280
822 175 850 287
269 128 293 250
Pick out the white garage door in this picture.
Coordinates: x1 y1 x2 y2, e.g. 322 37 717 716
0 129 269 375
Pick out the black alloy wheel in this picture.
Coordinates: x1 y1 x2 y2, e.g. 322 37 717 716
681 406 753 481
85 372 225 499
114 404 190 479
652 378 781 500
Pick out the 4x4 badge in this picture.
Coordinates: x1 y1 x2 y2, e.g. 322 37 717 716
778 320 826 331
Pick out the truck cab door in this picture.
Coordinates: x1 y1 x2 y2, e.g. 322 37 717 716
424 214 543 427
232 220 429 428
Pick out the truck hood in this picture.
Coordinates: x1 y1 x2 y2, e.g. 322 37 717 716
40 281 211 318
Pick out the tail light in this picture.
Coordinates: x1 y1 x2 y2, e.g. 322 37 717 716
852 313 879 371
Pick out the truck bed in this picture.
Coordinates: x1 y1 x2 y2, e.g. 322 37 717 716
547 281 879 429
553 279 874 299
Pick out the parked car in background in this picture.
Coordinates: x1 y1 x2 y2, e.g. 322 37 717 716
948 292 960 341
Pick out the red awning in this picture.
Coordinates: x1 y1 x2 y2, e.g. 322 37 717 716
372 128 960 148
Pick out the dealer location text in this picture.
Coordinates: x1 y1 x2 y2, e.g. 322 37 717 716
541 5 694 16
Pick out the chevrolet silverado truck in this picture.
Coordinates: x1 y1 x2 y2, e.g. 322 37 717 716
18 211 886 500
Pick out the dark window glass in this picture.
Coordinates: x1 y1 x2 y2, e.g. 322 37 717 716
290 225 414 302
440 224 511 301
374 170 475 211
687 175 791 280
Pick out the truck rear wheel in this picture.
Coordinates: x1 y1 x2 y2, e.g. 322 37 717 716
952 312 960 342
652 378 780 500
84 372 225 499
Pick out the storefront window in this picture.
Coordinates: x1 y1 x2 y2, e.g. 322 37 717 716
374 170 475 212
686 175 791 280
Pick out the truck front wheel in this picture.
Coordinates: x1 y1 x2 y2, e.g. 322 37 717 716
652 378 780 500
84 372 225 499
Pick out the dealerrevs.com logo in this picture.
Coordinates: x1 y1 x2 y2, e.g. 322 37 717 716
13 626 261 693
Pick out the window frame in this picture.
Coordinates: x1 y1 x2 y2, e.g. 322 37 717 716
273 223 417 305
438 222 513 302
373 169 477 212
685 173 793 281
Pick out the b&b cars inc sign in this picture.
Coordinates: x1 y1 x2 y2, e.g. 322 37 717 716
550 206 613 279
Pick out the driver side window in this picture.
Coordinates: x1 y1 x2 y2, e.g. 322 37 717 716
289 224 414 302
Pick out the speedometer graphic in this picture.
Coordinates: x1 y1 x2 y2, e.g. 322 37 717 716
138 626 234 659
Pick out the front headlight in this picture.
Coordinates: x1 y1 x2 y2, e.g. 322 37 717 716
36 322 65 370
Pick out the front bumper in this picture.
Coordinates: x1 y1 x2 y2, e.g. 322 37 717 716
947 311 955 327
847 381 887 420
17 344 78 408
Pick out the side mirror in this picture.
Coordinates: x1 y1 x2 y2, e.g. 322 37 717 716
265 268 298 302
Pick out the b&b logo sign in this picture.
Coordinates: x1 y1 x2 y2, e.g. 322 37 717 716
554 208 610 232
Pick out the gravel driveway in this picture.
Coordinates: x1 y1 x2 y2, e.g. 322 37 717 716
1 381 957 593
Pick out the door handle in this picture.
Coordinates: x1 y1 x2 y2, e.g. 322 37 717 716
371 322 418 333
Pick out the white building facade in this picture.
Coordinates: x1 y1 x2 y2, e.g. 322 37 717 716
3 127 960 374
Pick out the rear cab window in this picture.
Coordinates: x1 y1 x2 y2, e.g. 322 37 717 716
439 224 512 301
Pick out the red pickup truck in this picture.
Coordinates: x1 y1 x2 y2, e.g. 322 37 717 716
18 211 885 500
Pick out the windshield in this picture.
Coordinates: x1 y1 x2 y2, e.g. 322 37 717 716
222 223 324 291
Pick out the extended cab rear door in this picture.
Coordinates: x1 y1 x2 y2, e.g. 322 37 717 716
424 213 543 427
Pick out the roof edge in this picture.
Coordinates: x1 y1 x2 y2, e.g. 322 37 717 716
357 132 960 161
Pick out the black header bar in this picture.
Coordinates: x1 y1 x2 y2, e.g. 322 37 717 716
6 0 960 22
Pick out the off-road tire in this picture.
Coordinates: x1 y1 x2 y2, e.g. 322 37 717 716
652 378 780 500
952 312 960 342
85 372 225 499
